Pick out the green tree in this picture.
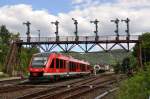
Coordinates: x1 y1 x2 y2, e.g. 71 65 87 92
0 25 11 45
133 33 150 64
0 25 40 76
0 25 11 71
20 47 39 74
113 62 121 73
121 56 138 73
121 57 130 73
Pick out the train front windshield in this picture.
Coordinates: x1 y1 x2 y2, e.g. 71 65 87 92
31 56 48 68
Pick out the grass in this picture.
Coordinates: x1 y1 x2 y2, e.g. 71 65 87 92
116 64 150 99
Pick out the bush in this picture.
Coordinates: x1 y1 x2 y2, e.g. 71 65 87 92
117 64 150 99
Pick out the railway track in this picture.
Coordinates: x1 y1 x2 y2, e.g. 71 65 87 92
0 74 94 94
0 73 122 99
0 77 29 93
34 78 115 99
16 73 116 99
0 78 27 86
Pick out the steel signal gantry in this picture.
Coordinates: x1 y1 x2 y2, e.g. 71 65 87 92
23 21 31 42
72 18 79 41
51 20 59 41
111 18 119 40
90 19 99 41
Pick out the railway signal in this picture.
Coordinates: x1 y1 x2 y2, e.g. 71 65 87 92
111 18 120 40
23 21 31 42
72 18 78 41
122 18 130 51
51 20 59 41
90 19 99 41
121 18 130 40
37 30 40 41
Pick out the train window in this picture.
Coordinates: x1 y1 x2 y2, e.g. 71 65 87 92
72 62 73 71
77 63 79 69
74 63 77 70
80 64 82 70
31 56 48 68
50 59 54 68
73 63 76 71
56 59 59 68
73 62 75 71
63 60 66 69
81 64 83 71
70 62 72 71
72 63 74 71
85 65 87 70
72 62 74 71
81 64 86 71
69 62 71 71
87 66 89 70
75 63 77 70
60 60 63 68
71 62 73 71
83 65 85 71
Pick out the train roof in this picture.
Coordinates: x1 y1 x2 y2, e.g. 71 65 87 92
33 51 60 57
33 52 90 65
33 52 50 57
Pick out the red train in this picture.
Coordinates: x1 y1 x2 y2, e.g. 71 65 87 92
29 52 92 81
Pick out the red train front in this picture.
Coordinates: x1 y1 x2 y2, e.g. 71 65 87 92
29 52 92 81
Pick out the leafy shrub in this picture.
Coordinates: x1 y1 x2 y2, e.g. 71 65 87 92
117 64 150 99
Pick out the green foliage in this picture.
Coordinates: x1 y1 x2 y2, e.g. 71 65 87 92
0 25 39 75
117 63 150 99
129 55 138 70
120 55 137 73
133 32 150 63
0 25 11 71
63 49 130 66
121 57 130 73
20 47 39 74
0 25 11 45
113 62 121 73
0 44 9 71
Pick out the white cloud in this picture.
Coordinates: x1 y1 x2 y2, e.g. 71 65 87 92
117 0 150 9
0 2 150 39
0 4 57 37
71 0 101 9
72 0 85 4
119 0 150 4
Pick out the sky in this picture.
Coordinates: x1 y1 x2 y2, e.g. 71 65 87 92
0 0 73 14
0 0 150 39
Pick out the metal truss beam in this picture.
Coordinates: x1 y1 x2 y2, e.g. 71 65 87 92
25 42 137 53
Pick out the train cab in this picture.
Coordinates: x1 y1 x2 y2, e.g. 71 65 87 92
29 53 49 80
